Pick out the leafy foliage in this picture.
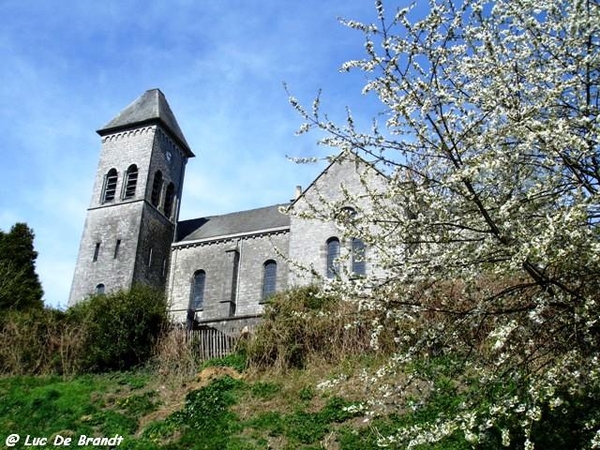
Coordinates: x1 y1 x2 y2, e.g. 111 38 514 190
246 286 385 371
0 308 77 375
0 286 168 375
199 351 247 373
67 285 168 372
289 0 600 447
0 223 44 310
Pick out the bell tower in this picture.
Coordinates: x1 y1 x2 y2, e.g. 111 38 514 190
69 89 194 305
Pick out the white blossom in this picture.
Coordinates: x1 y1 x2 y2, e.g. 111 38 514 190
287 0 600 446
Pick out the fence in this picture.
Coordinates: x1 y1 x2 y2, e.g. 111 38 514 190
186 327 238 360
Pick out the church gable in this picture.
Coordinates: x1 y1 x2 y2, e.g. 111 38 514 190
291 151 387 216
288 151 388 285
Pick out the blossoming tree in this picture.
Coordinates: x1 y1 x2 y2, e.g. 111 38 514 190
290 0 600 447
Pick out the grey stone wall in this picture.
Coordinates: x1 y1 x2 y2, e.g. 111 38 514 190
288 153 389 286
69 202 143 303
147 129 188 224
132 204 174 289
89 127 155 209
69 125 189 305
167 231 289 323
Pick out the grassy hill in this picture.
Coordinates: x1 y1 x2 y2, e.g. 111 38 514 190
1 287 597 449
0 354 470 450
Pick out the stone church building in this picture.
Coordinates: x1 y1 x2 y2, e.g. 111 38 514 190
69 89 387 332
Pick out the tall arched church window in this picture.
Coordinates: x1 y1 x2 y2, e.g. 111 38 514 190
102 169 118 203
164 182 175 218
191 270 206 310
326 237 340 279
352 238 366 275
262 260 277 300
123 164 138 199
151 170 163 207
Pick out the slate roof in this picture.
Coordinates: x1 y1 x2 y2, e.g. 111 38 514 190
97 88 194 157
176 204 290 243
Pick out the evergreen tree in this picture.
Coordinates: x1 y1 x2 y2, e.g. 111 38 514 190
0 223 44 310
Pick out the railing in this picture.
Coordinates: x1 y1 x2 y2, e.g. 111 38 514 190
186 328 237 360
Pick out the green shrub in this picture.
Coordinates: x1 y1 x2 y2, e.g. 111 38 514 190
67 285 168 372
250 381 281 400
145 375 244 448
246 286 378 371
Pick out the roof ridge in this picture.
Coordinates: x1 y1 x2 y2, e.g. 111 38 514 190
97 89 193 157
179 203 288 223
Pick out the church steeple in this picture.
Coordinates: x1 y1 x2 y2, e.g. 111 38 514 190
68 89 194 305
98 89 193 157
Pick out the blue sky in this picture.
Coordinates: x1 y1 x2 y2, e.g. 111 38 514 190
0 0 391 309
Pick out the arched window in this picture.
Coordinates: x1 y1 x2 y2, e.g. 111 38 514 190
191 270 206 310
123 164 138 199
352 238 366 275
151 170 163 207
326 237 340 279
95 283 105 295
102 168 118 203
163 182 175 218
262 260 277 300
336 206 357 225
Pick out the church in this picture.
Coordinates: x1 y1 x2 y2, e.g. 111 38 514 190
69 89 388 333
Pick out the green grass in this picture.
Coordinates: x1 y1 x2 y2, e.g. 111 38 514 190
0 364 373 449
0 355 473 450
0 371 156 443
7 352 594 449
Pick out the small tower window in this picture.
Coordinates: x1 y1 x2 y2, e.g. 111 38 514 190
102 169 118 203
93 242 101 262
262 260 277 301
113 239 121 259
123 164 138 199
95 283 105 295
352 238 366 275
326 237 340 279
164 182 175 218
151 170 163 207
191 270 206 310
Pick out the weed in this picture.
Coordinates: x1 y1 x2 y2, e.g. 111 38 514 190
250 381 281 400
298 386 315 402
116 391 159 418
200 352 247 373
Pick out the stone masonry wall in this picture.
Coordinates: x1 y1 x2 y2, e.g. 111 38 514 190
69 125 189 305
167 231 289 323
69 201 143 303
288 153 389 286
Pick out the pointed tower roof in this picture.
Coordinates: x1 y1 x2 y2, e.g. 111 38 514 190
97 89 194 157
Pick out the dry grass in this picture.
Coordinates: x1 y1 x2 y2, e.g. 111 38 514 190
245 286 393 374
0 309 85 376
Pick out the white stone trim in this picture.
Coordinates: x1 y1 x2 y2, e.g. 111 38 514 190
172 226 290 249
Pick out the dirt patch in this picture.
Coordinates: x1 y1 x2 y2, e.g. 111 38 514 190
137 366 243 434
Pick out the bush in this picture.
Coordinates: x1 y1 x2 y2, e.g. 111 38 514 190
246 286 385 371
66 285 168 372
0 308 81 375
